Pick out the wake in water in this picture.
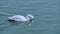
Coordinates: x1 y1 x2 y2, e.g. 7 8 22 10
0 12 13 16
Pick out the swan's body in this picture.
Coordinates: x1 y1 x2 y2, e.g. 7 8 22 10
8 14 34 21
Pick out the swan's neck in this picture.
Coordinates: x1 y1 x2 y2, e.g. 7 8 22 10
26 16 30 21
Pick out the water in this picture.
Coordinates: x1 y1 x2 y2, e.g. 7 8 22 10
0 0 60 34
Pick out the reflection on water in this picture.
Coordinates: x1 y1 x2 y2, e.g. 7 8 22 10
0 19 34 30
8 19 34 26
27 19 34 26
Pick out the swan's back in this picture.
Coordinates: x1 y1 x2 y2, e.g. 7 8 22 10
8 15 27 21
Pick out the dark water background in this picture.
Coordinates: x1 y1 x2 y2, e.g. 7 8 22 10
0 0 60 34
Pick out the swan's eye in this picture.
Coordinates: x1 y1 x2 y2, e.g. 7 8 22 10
28 16 32 19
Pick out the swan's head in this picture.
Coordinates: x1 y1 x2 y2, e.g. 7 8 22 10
27 14 34 20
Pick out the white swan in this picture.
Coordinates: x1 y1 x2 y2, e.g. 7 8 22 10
8 14 34 21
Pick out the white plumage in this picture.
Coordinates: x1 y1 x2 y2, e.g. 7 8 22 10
8 14 34 21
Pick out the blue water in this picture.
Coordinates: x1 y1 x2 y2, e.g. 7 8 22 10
0 0 60 34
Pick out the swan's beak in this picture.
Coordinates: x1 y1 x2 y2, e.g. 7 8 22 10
29 18 34 21
30 18 34 20
32 19 34 20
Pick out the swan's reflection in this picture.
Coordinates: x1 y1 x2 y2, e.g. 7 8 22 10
8 20 23 25
8 19 34 26
0 19 34 31
26 19 34 26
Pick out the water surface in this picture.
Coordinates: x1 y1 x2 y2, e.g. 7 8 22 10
0 0 60 34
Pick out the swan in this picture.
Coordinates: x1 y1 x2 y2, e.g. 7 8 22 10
8 14 34 21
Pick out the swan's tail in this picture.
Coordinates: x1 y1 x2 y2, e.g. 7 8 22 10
8 17 12 19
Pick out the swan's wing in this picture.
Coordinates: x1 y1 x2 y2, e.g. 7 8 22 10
8 15 27 21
